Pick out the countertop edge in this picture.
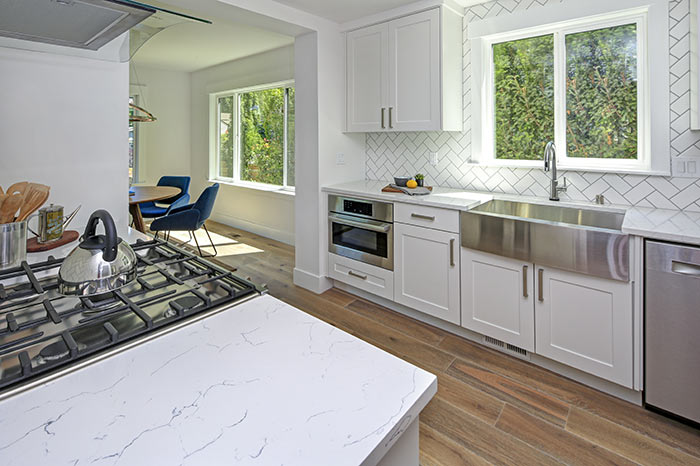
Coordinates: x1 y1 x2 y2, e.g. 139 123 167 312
324 181 700 245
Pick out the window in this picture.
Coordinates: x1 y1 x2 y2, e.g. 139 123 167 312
128 96 139 184
474 8 656 173
213 82 295 189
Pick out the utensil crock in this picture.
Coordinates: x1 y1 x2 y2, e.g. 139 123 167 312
0 221 27 271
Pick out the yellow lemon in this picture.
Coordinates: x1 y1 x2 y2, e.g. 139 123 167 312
406 179 418 188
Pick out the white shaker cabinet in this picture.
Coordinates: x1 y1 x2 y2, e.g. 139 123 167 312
394 222 460 325
461 249 535 352
346 23 389 132
345 7 462 132
535 266 633 388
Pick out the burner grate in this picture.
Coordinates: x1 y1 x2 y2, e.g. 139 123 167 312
0 239 260 393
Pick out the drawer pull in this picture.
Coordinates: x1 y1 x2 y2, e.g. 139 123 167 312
411 213 435 221
450 238 455 267
348 270 368 280
523 265 528 298
538 268 544 302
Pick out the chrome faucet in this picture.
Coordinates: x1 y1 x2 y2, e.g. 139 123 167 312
544 141 567 201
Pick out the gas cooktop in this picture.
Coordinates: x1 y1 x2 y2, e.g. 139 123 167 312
0 239 262 396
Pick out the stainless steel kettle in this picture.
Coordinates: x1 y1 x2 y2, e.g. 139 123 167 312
58 210 137 296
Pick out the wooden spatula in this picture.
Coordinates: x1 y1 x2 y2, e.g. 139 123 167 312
0 193 24 223
5 181 28 197
16 184 50 222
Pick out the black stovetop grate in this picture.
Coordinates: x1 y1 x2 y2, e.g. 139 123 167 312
0 239 260 393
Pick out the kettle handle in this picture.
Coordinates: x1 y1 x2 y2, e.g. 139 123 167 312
83 210 119 262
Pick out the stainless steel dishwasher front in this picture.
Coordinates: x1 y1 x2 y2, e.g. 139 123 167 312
645 240 700 424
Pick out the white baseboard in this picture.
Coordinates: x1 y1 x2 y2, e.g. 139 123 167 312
294 267 332 294
334 280 643 406
210 212 294 246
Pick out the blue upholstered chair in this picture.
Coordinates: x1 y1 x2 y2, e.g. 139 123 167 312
149 183 220 257
139 176 191 218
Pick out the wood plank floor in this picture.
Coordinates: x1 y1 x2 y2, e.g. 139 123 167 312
175 221 700 466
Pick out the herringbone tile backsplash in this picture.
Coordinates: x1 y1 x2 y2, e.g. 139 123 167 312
365 0 700 211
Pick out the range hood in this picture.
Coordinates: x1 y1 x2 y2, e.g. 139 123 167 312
0 0 155 51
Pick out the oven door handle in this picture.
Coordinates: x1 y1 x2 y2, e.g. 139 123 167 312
329 214 392 233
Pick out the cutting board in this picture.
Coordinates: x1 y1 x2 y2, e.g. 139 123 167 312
27 230 79 252
382 184 433 193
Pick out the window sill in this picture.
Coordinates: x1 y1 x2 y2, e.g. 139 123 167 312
469 160 670 176
209 179 296 197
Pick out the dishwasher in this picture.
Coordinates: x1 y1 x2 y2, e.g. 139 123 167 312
645 240 700 424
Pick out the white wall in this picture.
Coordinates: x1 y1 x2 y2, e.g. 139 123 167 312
190 46 297 245
211 0 368 293
292 29 367 292
0 46 129 228
129 66 191 185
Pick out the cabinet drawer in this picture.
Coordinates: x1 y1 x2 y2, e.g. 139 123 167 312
328 253 394 300
395 203 459 233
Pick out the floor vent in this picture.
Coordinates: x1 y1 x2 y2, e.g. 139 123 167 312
482 336 530 360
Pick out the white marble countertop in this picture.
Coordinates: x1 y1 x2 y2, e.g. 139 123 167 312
322 180 493 211
0 291 436 465
324 180 700 245
622 207 700 245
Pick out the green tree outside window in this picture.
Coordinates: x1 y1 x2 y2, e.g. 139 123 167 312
217 86 295 187
492 24 638 161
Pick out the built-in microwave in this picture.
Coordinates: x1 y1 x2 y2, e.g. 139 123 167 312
328 195 393 270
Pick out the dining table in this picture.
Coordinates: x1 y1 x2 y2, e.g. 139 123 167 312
128 185 181 233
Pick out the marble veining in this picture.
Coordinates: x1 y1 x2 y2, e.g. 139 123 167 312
0 295 436 466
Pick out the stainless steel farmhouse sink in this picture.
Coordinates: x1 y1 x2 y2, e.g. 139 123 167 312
461 200 629 281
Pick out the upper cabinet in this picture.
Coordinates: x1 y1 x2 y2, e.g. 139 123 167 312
345 7 463 132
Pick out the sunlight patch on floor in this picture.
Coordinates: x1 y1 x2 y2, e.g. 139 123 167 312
168 229 264 256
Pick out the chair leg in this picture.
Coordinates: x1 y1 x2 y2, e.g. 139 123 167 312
203 224 218 257
192 226 217 257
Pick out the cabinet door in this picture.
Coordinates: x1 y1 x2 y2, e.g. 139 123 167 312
535 267 633 388
394 223 460 324
461 249 535 351
388 8 440 131
346 23 389 132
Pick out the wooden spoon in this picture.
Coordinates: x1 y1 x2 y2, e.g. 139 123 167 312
16 184 50 222
0 193 24 223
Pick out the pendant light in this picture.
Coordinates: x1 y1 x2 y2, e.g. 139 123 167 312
127 1 211 124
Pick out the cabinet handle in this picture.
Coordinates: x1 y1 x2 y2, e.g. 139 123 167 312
411 213 435 221
348 270 368 280
450 238 455 267
381 108 385 129
671 260 700 276
389 107 393 129
522 265 528 298
538 268 544 302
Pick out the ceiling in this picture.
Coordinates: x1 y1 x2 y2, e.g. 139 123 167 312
131 20 294 72
273 0 488 23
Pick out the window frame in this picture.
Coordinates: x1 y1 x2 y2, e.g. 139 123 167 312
209 80 295 192
479 10 648 171
469 0 670 176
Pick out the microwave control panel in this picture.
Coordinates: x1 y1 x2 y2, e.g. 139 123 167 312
343 200 373 217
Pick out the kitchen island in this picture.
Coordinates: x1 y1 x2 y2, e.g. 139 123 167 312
0 228 436 466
